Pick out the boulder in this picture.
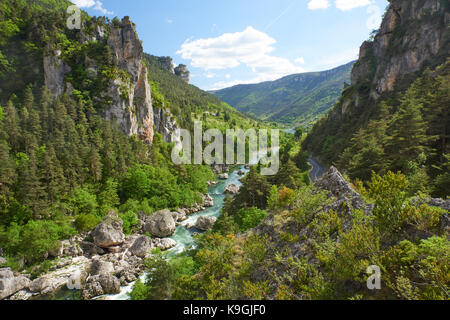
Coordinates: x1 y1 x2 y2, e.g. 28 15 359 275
82 274 120 300
224 184 240 195
143 209 176 238
153 238 177 251
0 257 6 266
195 216 217 231
130 236 153 258
203 194 214 207
89 259 114 276
91 211 125 248
238 170 245 176
218 173 229 180
0 268 30 300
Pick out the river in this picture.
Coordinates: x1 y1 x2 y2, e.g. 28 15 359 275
104 164 249 300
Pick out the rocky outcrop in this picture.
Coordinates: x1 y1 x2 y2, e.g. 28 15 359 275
351 0 448 96
315 166 373 216
0 268 30 300
174 64 190 84
43 49 71 97
91 211 125 248
142 209 176 238
153 107 181 146
103 16 154 145
195 216 217 231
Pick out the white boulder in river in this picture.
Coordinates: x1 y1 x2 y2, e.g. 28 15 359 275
218 173 229 180
143 209 176 238
91 211 125 248
195 216 217 231
224 184 240 195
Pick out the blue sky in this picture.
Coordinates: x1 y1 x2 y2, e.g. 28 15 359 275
73 0 389 90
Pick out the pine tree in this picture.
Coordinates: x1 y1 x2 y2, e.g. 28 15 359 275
388 95 433 171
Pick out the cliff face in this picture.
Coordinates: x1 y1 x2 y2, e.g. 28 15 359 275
103 16 154 145
352 0 449 99
304 0 449 162
43 17 154 145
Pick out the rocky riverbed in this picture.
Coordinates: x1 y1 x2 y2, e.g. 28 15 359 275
0 192 217 300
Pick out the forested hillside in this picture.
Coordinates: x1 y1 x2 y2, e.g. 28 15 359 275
0 0 251 274
303 0 450 197
212 62 354 127
144 53 259 132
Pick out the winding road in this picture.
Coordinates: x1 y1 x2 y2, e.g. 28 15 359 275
308 157 326 182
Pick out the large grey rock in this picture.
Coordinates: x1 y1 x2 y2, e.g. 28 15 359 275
0 268 30 300
130 236 153 258
224 184 240 195
153 238 177 251
218 173 229 180
91 211 125 248
82 274 120 300
0 257 6 266
195 216 217 231
89 259 114 276
143 209 176 238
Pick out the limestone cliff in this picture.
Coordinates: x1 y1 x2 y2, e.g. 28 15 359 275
352 0 449 99
43 16 154 145
103 16 154 145
304 0 449 162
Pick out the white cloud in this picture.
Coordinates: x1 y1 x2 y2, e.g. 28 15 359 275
205 72 216 78
225 74 231 79
295 57 305 65
366 5 382 29
308 0 331 10
177 26 305 89
335 0 372 11
72 0 113 15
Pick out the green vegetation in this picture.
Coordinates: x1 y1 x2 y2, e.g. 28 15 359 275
212 61 354 128
131 170 448 300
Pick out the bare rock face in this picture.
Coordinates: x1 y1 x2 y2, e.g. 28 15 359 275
130 235 153 258
174 64 190 84
43 49 71 97
103 16 154 145
143 210 176 238
91 211 125 248
315 166 373 217
153 107 181 146
0 268 30 300
195 216 217 231
351 0 448 95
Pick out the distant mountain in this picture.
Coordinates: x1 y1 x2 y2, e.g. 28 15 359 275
211 61 355 127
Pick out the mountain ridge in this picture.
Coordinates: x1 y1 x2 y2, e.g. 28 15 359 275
211 61 355 127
